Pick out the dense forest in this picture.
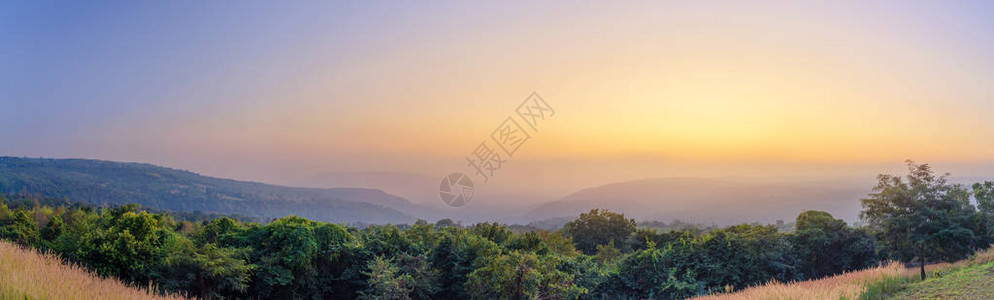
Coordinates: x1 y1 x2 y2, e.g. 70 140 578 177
1 161 992 299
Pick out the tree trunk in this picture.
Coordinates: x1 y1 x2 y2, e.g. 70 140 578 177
919 243 926 281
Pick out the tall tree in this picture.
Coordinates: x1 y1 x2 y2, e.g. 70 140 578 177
860 161 979 280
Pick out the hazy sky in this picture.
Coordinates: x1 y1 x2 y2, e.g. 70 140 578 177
3 1 993 197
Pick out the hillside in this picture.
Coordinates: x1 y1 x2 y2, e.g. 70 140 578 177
695 247 994 300
692 263 909 300
0 240 184 300
527 177 870 225
890 249 994 299
0 157 416 224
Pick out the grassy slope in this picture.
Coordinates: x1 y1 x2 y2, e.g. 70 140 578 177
693 263 910 300
891 262 994 299
696 247 994 300
889 249 994 300
0 241 184 300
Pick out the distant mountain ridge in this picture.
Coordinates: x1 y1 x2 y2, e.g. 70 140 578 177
0 157 416 224
527 177 871 225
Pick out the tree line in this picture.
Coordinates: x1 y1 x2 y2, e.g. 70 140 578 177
0 161 991 299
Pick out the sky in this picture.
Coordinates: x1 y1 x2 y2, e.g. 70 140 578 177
3 1 994 201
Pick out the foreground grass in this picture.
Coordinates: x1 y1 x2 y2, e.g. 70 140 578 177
0 240 185 300
888 262 994 299
697 247 994 300
692 263 911 300
887 248 994 300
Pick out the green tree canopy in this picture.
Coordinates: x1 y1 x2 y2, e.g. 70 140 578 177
563 209 636 254
860 161 984 279
792 210 877 279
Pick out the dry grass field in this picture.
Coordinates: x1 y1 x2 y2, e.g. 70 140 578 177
692 262 912 300
888 248 994 300
0 241 185 300
694 247 994 300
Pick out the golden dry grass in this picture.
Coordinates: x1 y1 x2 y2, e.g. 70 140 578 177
0 240 186 300
968 246 994 265
692 263 913 300
889 247 994 300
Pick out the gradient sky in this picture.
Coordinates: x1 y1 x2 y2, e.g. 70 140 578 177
3 1 994 198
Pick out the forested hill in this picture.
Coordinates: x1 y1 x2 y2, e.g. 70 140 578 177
0 157 415 224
